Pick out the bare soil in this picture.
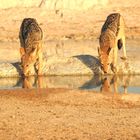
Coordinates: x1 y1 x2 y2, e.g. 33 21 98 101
0 89 140 140
0 6 140 42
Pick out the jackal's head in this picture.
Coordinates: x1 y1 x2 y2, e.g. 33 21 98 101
20 47 37 76
98 47 112 74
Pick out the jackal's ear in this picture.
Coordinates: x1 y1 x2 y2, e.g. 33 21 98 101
107 47 112 55
20 47 25 57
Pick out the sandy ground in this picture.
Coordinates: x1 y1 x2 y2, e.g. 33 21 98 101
0 6 140 42
0 88 140 140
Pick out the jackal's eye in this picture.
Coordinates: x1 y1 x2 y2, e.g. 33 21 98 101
26 64 29 67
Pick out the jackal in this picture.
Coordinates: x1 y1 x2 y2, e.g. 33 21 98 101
19 18 43 76
98 13 126 74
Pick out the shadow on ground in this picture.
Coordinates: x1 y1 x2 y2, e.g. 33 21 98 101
74 55 100 74
12 62 22 76
79 75 102 90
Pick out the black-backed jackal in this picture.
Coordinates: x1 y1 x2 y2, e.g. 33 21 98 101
98 13 126 74
19 18 43 76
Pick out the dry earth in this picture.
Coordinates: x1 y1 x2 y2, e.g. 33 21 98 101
0 6 140 41
0 89 140 140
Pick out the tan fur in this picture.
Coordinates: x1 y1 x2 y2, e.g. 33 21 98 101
19 18 43 76
98 13 126 74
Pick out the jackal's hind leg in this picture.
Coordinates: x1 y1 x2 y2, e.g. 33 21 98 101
120 36 127 60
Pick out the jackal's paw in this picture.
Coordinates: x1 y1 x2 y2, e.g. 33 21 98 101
120 56 127 60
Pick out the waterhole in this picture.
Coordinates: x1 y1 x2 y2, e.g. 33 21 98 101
0 75 139 94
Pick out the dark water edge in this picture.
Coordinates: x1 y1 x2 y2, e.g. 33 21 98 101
0 75 139 94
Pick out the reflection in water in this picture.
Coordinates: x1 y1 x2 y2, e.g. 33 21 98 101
0 75 139 93
22 76 44 89
80 75 132 93
0 77 20 89
101 77 112 93
100 75 128 93
22 76 92 89
79 75 101 90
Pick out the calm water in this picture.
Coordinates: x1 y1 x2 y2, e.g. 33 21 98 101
0 75 139 94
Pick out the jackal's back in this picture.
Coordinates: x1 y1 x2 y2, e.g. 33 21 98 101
101 13 121 36
19 18 43 54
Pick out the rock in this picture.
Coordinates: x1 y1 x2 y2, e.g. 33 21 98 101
0 55 139 77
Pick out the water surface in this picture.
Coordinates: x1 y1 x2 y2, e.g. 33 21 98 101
0 75 139 94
